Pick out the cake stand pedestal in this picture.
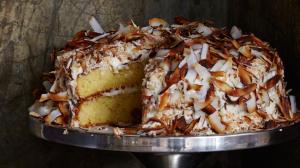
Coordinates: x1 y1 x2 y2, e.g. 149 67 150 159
29 117 300 168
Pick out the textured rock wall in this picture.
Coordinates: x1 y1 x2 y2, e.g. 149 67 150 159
0 0 227 167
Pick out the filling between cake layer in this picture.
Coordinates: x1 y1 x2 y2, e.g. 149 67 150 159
76 90 141 127
77 61 146 99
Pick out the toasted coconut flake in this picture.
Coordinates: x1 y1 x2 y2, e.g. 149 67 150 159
265 75 281 90
124 32 144 42
188 84 202 91
238 46 252 58
48 91 69 102
208 112 226 133
89 16 105 34
43 81 52 92
211 59 226 72
260 89 270 106
256 51 272 65
180 64 188 79
157 49 170 57
206 84 215 100
264 120 278 129
113 127 124 136
178 57 187 68
246 92 256 113
230 26 242 39
292 112 300 122
229 49 239 57
243 116 252 125
210 47 230 59
238 65 252 85
29 111 41 118
213 78 256 97
185 68 197 83
290 95 297 113
191 44 203 50
29 100 53 117
185 48 198 68
256 110 268 119
199 60 214 69
158 91 169 111
123 127 138 135
165 67 182 87
278 96 292 119
194 84 216 110
185 38 205 46
145 117 170 134
196 23 212 37
200 43 209 60
212 78 232 93
251 49 263 57
251 35 265 46
263 71 276 83
184 118 200 134
193 63 211 80
49 80 58 93
231 40 240 49
220 58 233 72
89 33 110 42
149 18 168 27
39 93 49 102
230 84 257 97
54 116 65 125
58 102 69 117
211 71 225 77
202 104 216 114
175 116 188 132
44 109 62 124
227 95 240 102
115 23 128 36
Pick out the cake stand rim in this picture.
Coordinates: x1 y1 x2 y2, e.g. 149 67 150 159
29 116 300 153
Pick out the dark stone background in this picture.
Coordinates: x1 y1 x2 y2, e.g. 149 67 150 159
0 0 300 167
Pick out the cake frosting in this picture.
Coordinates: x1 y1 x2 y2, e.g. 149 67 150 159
141 18 298 135
29 17 299 135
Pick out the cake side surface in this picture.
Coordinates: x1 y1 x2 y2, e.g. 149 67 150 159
141 20 296 136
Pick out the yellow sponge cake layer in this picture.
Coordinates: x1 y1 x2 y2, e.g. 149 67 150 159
77 92 141 127
77 62 145 98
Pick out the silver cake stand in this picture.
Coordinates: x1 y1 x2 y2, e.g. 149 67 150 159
29 117 300 168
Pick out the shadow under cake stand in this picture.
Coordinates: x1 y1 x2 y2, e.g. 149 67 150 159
29 117 300 168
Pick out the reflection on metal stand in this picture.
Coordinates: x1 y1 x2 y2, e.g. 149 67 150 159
29 117 300 168
134 153 208 168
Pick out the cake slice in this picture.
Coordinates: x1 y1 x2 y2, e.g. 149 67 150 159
29 18 179 128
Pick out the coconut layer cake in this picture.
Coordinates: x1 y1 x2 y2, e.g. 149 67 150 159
29 18 180 127
29 17 299 135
